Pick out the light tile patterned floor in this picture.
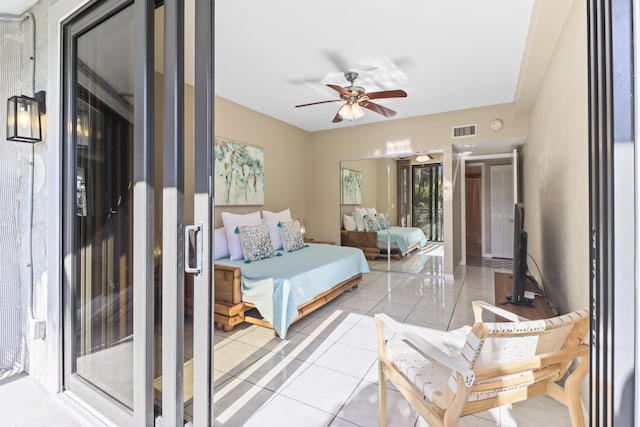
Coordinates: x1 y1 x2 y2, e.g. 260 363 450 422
212 263 576 426
0 257 577 426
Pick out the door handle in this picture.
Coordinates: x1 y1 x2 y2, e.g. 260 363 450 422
184 222 203 275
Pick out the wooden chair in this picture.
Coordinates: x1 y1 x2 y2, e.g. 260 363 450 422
375 300 589 427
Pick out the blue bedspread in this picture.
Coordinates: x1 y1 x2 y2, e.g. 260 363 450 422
377 226 427 254
216 243 370 338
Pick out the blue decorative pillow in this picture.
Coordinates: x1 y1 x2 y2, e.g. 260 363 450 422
377 213 389 230
278 220 305 252
364 214 379 231
238 223 273 262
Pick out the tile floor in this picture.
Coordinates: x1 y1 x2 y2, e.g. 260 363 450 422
212 263 575 426
1 256 577 426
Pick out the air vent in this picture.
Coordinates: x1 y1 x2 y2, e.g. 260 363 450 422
452 124 477 138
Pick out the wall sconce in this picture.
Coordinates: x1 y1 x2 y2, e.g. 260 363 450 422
6 91 45 143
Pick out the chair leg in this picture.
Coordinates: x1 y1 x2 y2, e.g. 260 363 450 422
564 356 589 427
379 362 387 427
443 374 469 427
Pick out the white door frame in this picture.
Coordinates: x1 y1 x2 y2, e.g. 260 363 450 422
460 151 516 266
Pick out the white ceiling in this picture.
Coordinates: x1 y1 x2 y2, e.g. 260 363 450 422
4 0 536 141
214 0 535 132
0 0 37 16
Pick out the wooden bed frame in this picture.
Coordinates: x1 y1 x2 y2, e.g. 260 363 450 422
213 264 362 333
340 230 419 260
340 230 380 260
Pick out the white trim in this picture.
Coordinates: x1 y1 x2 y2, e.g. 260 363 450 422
47 0 92 394
458 151 516 268
444 274 455 281
480 163 486 259
460 157 466 265
463 152 513 161
512 148 519 203
634 1 640 423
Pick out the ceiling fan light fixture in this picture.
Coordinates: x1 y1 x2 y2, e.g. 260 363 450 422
338 102 365 120
415 154 432 162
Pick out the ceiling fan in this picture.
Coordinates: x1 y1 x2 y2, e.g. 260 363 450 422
295 71 407 123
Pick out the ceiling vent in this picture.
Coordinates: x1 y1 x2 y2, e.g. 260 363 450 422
452 124 477 138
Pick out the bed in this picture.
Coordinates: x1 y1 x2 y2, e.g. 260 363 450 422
214 243 370 338
341 226 428 259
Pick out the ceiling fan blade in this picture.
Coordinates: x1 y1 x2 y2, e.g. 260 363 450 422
327 84 350 97
365 89 408 100
332 110 343 123
361 101 397 118
295 99 342 108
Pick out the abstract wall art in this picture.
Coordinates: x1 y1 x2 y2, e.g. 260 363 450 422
341 168 362 205
214 137 265 206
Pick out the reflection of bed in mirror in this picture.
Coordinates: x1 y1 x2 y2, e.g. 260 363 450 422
341 226 427 259
340 153 444 273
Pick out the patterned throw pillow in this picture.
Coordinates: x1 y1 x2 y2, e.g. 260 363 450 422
364 214 379 231
278 220 305 252
238 223 273 262
377 213 389 230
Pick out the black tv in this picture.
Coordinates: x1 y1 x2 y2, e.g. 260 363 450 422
507 203 533 305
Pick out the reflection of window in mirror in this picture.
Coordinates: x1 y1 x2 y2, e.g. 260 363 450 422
339 153 444 276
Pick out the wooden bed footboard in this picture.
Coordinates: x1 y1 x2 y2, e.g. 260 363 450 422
213 263 362 334
340 230 380 260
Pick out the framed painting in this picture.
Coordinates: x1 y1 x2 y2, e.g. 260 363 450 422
214 137 265 206
341 168 362 205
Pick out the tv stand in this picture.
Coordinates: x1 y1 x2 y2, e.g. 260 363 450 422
504 295 534 306
494 272 555 320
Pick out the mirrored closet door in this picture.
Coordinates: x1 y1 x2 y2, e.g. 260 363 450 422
339 153 445 275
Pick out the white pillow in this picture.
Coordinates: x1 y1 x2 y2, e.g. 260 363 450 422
354 206 367 231
214 227 230 260
366 207 378 217
221 211 262 261
262 209 292 250
343 214 356 231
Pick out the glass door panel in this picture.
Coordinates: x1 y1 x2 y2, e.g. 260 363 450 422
73 4 135 409
63 0 156 423
412 163 443 242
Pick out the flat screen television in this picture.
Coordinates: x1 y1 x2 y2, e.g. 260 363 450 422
507 202 533 305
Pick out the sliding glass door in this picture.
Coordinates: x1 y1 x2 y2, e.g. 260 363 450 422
62 0 213 424
412 163 443 242
62 1 149 424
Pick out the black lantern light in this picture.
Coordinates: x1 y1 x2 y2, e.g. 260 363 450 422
6 94 42 143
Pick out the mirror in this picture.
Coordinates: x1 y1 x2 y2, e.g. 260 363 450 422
340 153 445 275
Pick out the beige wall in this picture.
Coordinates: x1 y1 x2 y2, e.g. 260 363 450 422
213 98 529 278
340 158 380 216
388 159 398 226
213 96 311 227
521 0 588 314
308 103 527 276
452 153 462 270
154 74 197 245
375 158 389 216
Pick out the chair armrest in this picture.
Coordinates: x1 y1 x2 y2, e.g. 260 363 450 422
375 313 475 387
472 300 530 323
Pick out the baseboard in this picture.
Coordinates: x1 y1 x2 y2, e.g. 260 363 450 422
483 253 492 259
444 274 455 281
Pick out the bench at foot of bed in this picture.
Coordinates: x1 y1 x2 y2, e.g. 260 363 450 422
213 264 362 334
